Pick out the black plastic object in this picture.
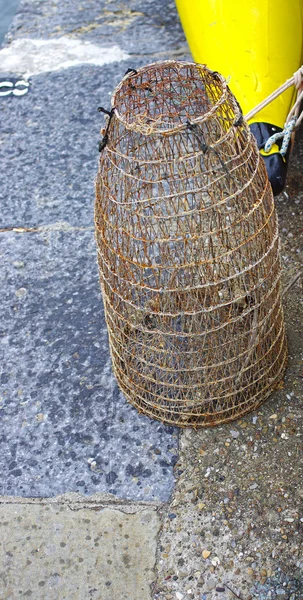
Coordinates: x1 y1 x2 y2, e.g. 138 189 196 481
250 122 290 196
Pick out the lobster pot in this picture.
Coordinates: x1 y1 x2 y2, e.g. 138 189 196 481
95 60 287 427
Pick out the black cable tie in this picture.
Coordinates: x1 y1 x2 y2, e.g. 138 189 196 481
98 106 113 116
124 68 138 76
186 120 208 153
234 114 244 127
233 98 244 127
98 108 115 153
209 70 220 81
98 134 109 152
186 119 195 131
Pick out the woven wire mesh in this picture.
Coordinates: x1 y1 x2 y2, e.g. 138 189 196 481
95 60 287 428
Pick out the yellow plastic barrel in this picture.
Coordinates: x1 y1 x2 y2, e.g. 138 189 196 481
175 0 303 193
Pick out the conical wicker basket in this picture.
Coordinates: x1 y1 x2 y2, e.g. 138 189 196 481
95 60 287 428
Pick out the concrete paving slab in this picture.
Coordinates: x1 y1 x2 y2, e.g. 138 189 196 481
0 229 178 500
0 496 160 600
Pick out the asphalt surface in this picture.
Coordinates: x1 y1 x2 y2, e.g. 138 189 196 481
0 0 187 501
0 0 20 44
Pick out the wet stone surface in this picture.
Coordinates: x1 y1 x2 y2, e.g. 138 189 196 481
5 0 186 57
0 61 150 229
0 230 178 500
0 0 184 502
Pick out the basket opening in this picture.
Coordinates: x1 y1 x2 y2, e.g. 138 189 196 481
112 61 225 132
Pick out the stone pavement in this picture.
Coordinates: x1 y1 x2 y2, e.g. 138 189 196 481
0 495 159 600
0 1 302 599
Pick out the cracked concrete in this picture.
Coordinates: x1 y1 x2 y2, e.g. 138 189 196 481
0 494 160 600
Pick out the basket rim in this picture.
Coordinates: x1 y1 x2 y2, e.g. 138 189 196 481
111 59 242 135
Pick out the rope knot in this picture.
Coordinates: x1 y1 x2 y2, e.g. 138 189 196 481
264 116 297 157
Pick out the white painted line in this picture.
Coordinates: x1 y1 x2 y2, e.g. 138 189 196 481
0 81 14 97
0 38 130 77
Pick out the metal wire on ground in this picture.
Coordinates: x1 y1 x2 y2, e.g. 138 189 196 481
95 60 287 428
